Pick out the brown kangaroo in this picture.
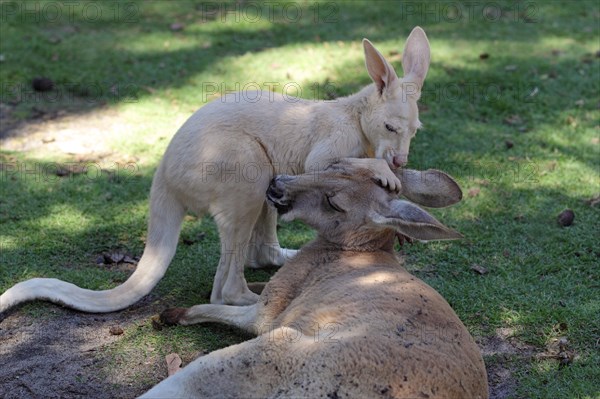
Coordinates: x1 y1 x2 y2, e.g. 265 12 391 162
141 161 488 399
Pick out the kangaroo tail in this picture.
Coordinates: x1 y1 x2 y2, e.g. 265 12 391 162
0 170 185 313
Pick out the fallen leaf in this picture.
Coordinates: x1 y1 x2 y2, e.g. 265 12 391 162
109 326 124 335
166 353 182 376
104 252 125 264
504 65 518 71
527 87 539 98
575 99 585 107
471 264 488 275
557 209 575 227
122 255 138 264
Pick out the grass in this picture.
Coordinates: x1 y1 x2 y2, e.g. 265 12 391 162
1 1 599 398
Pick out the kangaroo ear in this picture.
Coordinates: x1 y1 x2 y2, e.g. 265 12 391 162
398 169 463 208
370 199 462 241
402 27 430 91
363 38 399 95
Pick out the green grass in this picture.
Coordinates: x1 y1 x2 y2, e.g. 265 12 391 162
1 1 599 398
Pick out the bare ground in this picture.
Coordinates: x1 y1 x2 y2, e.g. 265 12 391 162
0 298 163 399
1 303 536 399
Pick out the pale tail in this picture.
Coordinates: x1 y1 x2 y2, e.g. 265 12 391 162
0 178 185 314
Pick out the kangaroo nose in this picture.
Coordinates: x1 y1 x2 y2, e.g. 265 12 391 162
393 154 408 168
267 178 285 199
267 175 295 199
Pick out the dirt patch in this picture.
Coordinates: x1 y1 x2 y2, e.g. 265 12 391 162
0 102 137 164
0 297 164 399
478 327 537 399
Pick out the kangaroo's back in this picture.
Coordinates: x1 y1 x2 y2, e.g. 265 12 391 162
255 243 489 398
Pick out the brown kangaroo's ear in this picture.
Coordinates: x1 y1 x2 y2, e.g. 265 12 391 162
363 38 399 95
402 26 430 91
370 199 462 241
398 169 462 208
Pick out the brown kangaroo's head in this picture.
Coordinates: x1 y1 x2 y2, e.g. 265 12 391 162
267 162 462 251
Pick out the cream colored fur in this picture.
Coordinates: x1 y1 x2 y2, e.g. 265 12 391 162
0 27 431 312
141 163 488 399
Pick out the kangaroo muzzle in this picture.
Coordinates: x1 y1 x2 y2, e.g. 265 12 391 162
267 176 295 214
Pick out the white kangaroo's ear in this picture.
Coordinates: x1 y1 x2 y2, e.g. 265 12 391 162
370 199 462 241
402 26 430 91
363 38 399 95
398 169 463 208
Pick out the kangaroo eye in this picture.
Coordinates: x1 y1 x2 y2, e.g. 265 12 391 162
385 123 397 133
326 195 345 213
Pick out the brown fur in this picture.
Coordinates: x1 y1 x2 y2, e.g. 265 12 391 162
143 164 488 399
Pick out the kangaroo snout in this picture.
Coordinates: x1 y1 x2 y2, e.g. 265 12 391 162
267 176 294 214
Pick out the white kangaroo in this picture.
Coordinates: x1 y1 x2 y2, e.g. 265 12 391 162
0 27 431 312
141 161 488 399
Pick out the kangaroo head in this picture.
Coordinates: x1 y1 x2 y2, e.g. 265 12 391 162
267 162 461 251
361 27 430 169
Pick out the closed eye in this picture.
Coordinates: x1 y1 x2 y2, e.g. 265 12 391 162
326 195 345 213
385 123 398 133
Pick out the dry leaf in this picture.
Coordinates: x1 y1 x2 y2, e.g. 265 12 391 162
104 252 125 264
471 264 488 275
166 353 182 376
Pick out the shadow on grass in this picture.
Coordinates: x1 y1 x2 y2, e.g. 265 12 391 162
2 0 596 137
